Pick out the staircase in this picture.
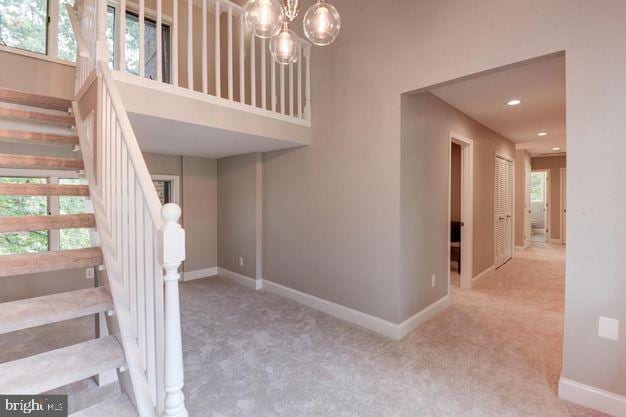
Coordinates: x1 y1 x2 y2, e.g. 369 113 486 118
0 87 138 416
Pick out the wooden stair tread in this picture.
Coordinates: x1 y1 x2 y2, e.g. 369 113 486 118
0 128 79 146
0 286 112 335
70 395 138 417
0 213 95 233
0 247 103 278
0 106 74 126
0 87 71 112
0 335 124 394
0 153 83 170
0 183 89 196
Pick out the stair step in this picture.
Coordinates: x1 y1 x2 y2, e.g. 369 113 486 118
70 395 138 417
0 183 89 196
0 128 79 146
0 87 71 112
0 214 95 233
0 105 74 126
0 286 112 335
0 335 124 394
0 247 103 278
0 153 83 170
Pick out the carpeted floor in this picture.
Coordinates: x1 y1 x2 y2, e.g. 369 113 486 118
0 242 608 416
180 242 606 417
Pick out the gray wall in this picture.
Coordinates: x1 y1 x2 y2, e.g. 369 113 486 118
400 92 515 318
217 153 259 278
261 0 626 397
514 150 531 247
143 153 218 274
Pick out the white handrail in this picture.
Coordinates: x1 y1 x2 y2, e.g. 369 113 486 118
68 4 189 417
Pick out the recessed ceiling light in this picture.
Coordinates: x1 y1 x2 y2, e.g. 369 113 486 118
506 99 522 106
552 147 561 151
537 132 548 136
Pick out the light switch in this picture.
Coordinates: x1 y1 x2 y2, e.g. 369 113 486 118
598 317 619 341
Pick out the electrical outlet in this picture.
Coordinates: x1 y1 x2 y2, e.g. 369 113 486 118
239 257 244 267
598 317 619 341
86 268 95 280
431 274 436 288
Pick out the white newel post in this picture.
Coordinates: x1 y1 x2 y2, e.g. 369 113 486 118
160 204 188 417
95 0 109 65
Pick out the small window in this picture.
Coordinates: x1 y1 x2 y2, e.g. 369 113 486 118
0 0 49 55
0 177 49 254
59 178 91 250
57 0 77 62
531 172 545 203
153 179 172 205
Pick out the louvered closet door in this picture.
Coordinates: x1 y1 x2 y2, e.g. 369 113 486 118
495 156 513 268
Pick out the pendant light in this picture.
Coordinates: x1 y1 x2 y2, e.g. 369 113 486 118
269 22 299 64
303 0 341 46
244 0 285 39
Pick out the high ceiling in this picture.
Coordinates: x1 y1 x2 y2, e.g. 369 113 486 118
430 55 565 156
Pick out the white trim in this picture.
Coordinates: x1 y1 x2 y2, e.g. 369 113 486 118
218 267 262 290
262 277 450 340
0 45 76 68
532 169 551 242
472 265 495 284
151 174 181 205
558 376 626 417
560 167 566 245
112 70 312 127
449 132 474 291
182 266 217 281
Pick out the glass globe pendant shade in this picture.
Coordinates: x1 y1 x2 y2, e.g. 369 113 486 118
303 0 341 46
269 25 299 65
244 0 285 39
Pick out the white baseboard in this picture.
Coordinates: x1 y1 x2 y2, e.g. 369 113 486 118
183 266 217 281
218 267 262 290
472 265 495 284
559 376 626 417
262 278 449 340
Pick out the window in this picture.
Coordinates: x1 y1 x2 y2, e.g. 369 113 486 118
531 172 545 203
0 177 49 254
107 6 171 82
57 0 77 61
0 0 49 54
153 180 172 205
0 175 91 255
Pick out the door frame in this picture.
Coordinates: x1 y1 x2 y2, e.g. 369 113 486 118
448 132 474 291
494 152 514 268
531 168 550 242
151 174 181 205
560 167 566 245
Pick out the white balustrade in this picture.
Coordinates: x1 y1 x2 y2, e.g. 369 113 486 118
67 4 189 416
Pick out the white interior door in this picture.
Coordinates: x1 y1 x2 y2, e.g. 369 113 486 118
524 163 531 248
561 168 566 244
495 156 513 268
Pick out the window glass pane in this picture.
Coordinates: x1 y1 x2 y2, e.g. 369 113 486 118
59 178 91 250
153 180 171 205
531 172 544 203
106 5 115 69
0 0 48 54
0 177 49 254
57 0 76 61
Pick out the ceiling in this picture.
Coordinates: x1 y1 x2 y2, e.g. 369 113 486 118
430 55 565 156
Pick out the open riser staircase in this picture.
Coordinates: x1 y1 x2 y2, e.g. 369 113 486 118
0 0 190 415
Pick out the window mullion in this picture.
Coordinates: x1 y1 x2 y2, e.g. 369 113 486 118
47 0 60 58
48 177 60 251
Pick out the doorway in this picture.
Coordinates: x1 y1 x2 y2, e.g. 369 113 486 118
530 170 549 243
560 168 566 244
448 132 473 290
524 162 532 248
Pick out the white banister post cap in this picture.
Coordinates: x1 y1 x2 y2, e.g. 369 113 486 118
162 203 182 224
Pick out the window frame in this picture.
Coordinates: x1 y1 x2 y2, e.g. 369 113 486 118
0 0 173 69
530 171 546 204
0 168 92 253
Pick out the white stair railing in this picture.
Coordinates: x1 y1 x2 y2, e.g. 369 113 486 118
68 3 188 417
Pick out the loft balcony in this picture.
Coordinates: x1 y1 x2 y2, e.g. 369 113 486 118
77 0 312 157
